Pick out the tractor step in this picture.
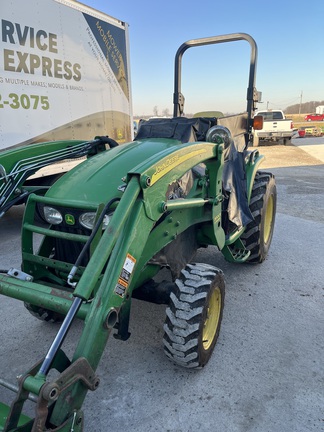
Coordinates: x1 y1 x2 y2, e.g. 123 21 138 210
221 238 250 263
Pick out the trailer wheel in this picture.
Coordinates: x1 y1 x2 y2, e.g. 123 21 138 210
24 302 64 323
241 171 276 263
163 263 225 369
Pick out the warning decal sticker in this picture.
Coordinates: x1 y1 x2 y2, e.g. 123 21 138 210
114 253 136 298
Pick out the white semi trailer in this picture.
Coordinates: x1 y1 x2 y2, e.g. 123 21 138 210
0 0 133 216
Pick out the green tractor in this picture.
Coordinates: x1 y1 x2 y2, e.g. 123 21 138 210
0 33 276 431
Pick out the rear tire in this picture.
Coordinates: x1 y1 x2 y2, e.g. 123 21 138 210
163 263 225 369
241 171 276 263
24 302 64 323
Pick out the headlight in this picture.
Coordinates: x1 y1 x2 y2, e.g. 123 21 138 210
79 212 113 230
206 125 232 148
43 206 63 225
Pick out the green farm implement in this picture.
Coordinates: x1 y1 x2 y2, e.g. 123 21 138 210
0 33 276 431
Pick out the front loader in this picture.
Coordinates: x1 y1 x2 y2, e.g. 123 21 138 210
0 33 276 431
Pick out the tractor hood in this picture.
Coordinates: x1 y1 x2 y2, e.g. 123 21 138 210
46 138 183 205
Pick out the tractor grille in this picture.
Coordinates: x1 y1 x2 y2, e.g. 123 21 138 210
45 206 92 266
53 225 90 266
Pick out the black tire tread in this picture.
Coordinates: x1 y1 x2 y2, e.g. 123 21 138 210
163 263 225 369
241 171 276 263
24 302 64 323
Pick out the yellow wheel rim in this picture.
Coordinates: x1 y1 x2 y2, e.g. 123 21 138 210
264 195 274 244
202 287 221 350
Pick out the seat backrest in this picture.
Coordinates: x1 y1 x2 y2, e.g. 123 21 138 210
135 117 217 143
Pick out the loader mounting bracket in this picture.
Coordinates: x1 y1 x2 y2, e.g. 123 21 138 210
3 357 99 432
34 357 99 431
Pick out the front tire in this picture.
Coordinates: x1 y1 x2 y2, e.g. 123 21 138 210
241 171 277 263
24 302 64 323
163 263 225 369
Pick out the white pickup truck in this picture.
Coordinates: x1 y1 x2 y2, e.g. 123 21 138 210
252 110 295 146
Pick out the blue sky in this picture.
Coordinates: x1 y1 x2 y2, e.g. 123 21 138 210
85 0 324 117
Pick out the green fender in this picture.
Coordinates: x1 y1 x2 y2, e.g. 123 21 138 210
245 149 265 202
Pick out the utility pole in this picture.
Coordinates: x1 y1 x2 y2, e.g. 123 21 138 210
298 91 303 115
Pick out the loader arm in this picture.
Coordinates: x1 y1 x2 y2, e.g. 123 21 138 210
0 138 109 217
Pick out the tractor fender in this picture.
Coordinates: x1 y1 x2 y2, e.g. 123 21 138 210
245 150 265 203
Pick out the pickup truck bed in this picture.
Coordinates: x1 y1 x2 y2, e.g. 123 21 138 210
253 110 295 146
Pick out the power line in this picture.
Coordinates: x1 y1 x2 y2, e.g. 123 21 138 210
266 97 300 107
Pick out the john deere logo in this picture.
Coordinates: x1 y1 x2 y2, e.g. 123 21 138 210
65 214 75 225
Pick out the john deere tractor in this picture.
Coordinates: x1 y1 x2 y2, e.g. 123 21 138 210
0 33 276 431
